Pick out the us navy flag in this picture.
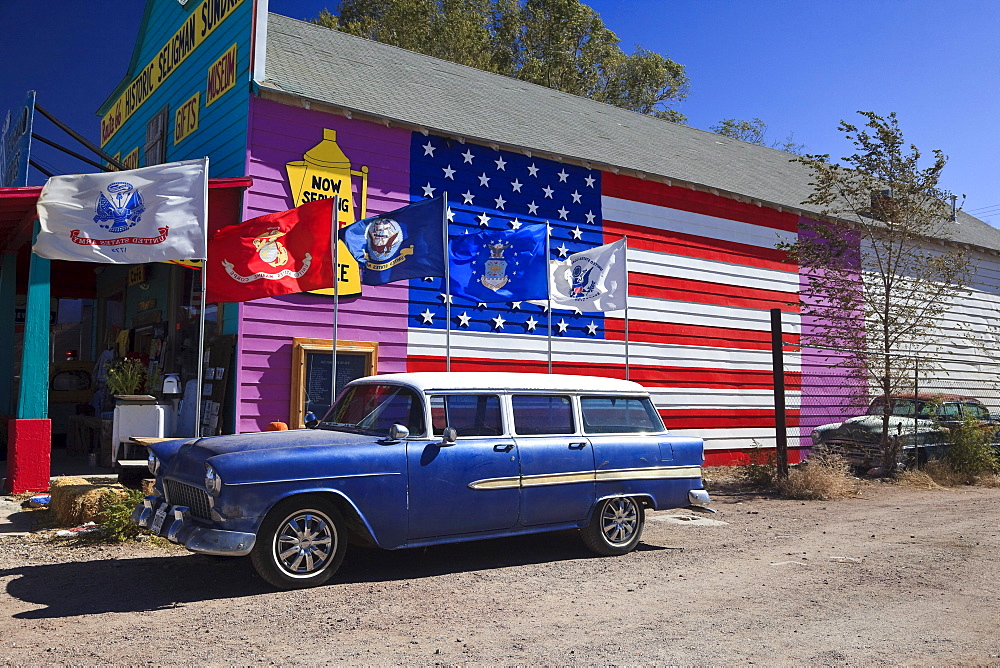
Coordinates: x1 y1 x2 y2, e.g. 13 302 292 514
340 195 446 285
449 224 548 303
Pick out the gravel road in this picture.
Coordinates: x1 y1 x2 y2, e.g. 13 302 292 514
0 481 997 665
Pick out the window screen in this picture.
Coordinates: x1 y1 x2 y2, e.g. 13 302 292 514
430 394 503 436
512 395 573 435
580 396 664 434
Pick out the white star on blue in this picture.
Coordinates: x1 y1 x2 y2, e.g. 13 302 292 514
407 135 604 338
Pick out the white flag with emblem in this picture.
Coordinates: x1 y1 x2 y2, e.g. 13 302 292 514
33 157 208 263
548 238 627 312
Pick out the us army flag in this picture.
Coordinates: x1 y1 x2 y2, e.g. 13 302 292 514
549 238 627 311
33 158 208 263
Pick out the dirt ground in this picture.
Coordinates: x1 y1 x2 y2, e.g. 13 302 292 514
0 480 998 665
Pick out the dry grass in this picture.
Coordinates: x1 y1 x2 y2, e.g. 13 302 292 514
777 456 859 500
704 454 860 500
894 469 943 489
914 460 1000 488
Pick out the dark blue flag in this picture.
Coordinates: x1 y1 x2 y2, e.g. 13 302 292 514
449 224 548 303
340 195 447 285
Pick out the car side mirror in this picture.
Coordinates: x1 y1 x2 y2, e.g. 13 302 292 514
389 423 410 440
440 427 457 446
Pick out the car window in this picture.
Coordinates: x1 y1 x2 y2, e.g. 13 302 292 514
938 403 961 418
581 396 663 433
512 395 573 435
430 394 503 436
322 384 425 436
962 403 990 419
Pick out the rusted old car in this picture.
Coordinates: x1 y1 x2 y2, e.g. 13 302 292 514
810 393 999 468
133 372 712 589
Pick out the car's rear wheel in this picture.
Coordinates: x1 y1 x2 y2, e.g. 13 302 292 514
251 496 347 589
580 496 644 556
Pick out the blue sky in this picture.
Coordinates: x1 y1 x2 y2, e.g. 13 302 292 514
2 0 997 224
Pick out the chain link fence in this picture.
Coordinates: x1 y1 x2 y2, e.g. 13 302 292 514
786 346 1000 461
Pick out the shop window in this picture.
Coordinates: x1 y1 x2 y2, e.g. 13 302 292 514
290 338 378 429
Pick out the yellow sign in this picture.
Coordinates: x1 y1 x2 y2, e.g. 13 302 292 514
317 241 363 297
174 93 200 145
285 129 369 228
101 0 245 146
206 43 238 106
122 147 140 170
286 129 368 297
110 147 140 171
127 264 148 286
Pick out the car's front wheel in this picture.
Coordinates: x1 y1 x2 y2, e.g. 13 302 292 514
580 496 644 556
250 496 347 589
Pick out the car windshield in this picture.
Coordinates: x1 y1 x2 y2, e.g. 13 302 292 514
319 383 426 436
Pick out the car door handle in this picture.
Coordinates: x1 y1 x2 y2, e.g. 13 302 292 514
568 442 588 450
493 443 514 452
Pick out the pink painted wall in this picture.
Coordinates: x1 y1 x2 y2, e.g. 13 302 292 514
237 98 413 432
796 215 866 442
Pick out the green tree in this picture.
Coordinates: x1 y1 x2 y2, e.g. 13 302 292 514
313 0 689 121
781 111 975 473
711 117 805 155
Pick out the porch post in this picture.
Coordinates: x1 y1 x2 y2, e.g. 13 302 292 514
6 222 51 493
0 252 16 415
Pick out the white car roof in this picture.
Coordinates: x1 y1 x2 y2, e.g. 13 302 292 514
351 372 649 394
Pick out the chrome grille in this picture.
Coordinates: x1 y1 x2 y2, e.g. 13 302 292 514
165 480 212 520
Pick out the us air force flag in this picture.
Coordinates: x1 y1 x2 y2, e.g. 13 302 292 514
33 158 208 263
549 238 627 311
449 224 548 303
340 195 446 285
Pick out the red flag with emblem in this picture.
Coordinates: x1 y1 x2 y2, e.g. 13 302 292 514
206 198 336 303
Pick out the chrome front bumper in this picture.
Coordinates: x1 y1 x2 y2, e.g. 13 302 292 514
132 495 256 556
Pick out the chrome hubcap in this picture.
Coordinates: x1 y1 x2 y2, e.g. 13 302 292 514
601 498 638 545
275 511 335 576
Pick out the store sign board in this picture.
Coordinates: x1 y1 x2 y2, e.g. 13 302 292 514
1 91 35 187
206 44 238 106
100 0 245 146
174 92 200 144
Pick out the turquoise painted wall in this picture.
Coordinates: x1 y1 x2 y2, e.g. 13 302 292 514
98 0 253 179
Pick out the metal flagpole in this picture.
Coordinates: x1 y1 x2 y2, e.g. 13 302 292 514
546 224 553 374
194 157 209 437
623 236 630 381
442 193 451 372
331 195 340 415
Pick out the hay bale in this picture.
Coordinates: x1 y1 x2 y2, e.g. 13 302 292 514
49 477 127 526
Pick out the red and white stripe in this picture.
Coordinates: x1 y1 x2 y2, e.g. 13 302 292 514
602 174 802 457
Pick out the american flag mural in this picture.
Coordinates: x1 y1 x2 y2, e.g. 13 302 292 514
405 133 803 463
241 102 805 462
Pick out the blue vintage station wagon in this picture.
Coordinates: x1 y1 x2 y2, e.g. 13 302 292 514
133 372 711 589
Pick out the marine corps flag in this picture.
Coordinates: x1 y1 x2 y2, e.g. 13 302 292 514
206 198 336 303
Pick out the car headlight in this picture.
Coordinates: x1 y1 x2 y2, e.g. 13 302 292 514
148 452 160 476
205 464 223 496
